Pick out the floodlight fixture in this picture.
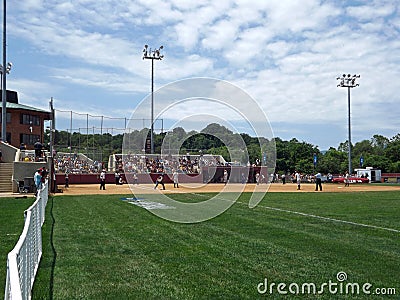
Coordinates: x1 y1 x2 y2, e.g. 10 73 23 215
336 73 360 174
142 44 164 154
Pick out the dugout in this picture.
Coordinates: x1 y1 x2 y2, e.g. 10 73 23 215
381 173 400 183
354 167 381 183
201 166 269 184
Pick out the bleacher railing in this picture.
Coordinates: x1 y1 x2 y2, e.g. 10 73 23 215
4 180 49 300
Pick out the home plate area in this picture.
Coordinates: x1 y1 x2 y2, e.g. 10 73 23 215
120 197 175 210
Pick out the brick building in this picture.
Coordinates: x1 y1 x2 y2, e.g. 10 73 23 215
0 90 51 149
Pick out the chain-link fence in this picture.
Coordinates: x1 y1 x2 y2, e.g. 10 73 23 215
52 109 164 164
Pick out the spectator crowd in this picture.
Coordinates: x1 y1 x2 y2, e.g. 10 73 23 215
116 153 224 175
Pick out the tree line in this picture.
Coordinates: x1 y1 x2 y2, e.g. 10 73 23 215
46 123 400 174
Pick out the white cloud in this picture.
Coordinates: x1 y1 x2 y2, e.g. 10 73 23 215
201 19 238 50
6 0 400 149
346 3 395 21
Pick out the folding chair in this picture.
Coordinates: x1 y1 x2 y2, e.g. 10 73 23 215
14 180 29 193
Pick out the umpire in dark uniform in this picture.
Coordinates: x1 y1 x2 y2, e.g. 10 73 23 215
154 174 165 190
315 172 323 191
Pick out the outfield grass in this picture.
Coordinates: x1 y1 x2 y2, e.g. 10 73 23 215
0 196 35 295
29 191 400 299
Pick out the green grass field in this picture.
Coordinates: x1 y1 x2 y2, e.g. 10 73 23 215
0 196 35 295
3 191 400 299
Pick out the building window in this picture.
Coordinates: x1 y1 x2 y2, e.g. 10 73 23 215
0 112 11 123
20 134 40 146
20 114 40 126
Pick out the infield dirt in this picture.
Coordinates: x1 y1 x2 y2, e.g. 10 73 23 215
58 182 400 195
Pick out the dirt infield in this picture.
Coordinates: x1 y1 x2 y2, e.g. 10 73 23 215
58 182 400 195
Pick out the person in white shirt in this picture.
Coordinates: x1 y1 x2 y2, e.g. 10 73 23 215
255 173 260 185
223 169 228 185
173 170 179 188
100 169 106 190
315 172 322 191
344 172 350 187
295 171 301 190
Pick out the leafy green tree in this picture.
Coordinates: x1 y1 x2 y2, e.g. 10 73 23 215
338 140 351 153
246 143 262 165
371 134 389 155
364 154 391 172
295 159 313 174
318 147 347 174
208 146 230 162
201 123 233 137
385 141 400 162
388 161 400 173
353 139 373 157
276 158 288 173
285 138 317 173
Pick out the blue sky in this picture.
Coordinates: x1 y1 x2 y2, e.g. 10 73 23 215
5 0 400 150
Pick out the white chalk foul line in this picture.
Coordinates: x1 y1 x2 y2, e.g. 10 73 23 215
127 187 400 233
188 192 400 233
235 200 400 234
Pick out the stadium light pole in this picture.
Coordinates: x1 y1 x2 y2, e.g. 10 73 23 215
337 74 360 175
1 0 9 142
0 61 11 141
143 44 164 154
